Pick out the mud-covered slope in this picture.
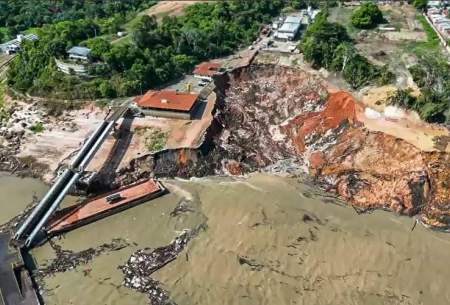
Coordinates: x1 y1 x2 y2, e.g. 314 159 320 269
124 64 450 229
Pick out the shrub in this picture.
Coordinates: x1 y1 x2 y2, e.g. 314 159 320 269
30 122 45 133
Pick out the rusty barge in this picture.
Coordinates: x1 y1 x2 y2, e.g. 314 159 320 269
46 179 166 236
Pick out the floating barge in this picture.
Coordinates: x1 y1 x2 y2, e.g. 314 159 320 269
46 179 166 236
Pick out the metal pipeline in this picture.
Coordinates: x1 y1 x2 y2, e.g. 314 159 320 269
70 121 108 168
24 121 114 247
25 172 81 247
77 121 115 171
14 169 72 240
16 121 107 240
19 107 125 246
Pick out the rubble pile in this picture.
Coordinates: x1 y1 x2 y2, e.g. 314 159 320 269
120 229 197 305
215 64 328 174
38 238 130 276
0 101 51 175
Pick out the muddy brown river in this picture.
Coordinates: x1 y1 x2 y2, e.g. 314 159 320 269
1 172 450 305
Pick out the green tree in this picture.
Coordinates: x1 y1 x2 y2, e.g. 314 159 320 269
86 38 111 61
351 2 384 29
413 0 428 10
300 12 351 68
300 10 393 89
99 81 116 98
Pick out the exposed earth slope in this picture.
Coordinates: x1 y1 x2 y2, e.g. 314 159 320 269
144 64 449 230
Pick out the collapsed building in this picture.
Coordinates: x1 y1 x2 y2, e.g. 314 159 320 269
193 61 221 81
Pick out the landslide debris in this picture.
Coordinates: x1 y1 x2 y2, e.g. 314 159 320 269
148 64 449 230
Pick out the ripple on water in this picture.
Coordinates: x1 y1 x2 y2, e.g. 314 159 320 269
2 173 450 305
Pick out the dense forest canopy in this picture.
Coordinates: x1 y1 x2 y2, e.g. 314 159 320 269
7 0 287 99
0 0 157 40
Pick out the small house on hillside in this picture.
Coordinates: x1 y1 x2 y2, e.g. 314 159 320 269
193 61 221 81
135 90 199 120
0 34 38 54
68 46 91 62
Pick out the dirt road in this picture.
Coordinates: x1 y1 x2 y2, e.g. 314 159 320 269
144 1 205 19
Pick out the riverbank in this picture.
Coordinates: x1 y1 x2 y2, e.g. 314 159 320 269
113 64 450 231
20 174 450 305
1 62 449 231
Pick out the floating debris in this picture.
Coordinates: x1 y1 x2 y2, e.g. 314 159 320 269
237 256 264 271
120 227 204 305
170 199 195 217
38 238 130 277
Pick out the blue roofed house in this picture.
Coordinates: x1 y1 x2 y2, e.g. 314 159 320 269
67 46 92 62
56 46 92 75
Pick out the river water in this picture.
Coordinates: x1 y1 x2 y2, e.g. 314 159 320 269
1 172 450 305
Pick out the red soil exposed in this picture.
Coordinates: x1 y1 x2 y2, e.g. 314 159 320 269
144 65 449 230
283 90 449 224
284 91 360 153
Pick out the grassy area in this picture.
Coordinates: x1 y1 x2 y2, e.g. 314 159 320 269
328 7 361 38
139 127 168 152
410 15 440 54
0 82 4 108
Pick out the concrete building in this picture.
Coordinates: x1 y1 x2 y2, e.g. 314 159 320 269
427 7 450 39
193 61 221 81
135 90 199 120
0 34 38 54
273 8 320 41
275 16 302 41
428 0 444 8
67 46 91 62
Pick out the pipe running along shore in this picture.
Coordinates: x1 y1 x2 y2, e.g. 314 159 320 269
15 102 131 247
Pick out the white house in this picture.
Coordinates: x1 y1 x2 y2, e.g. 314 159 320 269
0 34 38 54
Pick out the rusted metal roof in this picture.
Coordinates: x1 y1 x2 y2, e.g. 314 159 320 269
137 90 198 112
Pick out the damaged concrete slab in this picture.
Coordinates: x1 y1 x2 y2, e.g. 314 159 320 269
0 233 40 305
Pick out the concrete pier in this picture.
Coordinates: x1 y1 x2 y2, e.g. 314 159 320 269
0 233 40 305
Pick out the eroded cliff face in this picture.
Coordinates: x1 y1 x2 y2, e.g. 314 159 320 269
119 64 449 229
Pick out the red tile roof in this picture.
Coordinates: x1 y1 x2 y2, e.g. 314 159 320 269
193 61 221 77
136 90 198 112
